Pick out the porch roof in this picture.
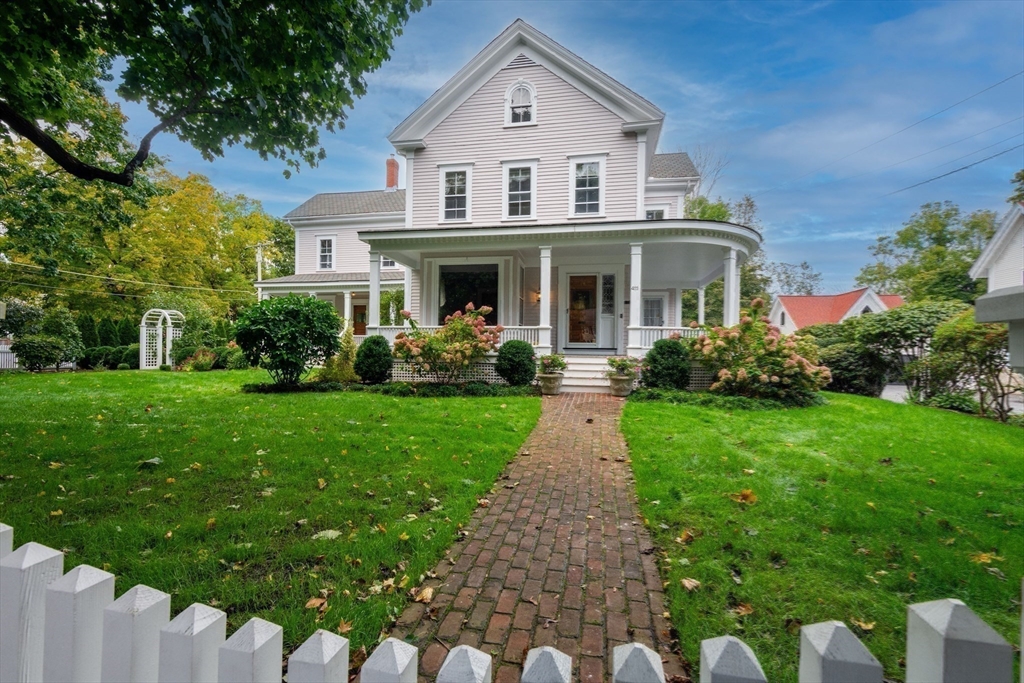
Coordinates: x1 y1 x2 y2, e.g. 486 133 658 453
358 218 761 254
258 271 405 288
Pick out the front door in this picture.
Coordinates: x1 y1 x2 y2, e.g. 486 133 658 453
567 275 598 345
353 305 367 335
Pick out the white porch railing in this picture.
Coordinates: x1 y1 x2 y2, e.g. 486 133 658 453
359 326 544 347
636 326 705 349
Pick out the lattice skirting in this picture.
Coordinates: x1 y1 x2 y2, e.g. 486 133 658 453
688 363 714 391
391 360 508 385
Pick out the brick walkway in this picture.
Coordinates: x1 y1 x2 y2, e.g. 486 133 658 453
390 393 685 683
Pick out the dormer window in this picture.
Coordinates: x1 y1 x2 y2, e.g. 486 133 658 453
505 80 537 126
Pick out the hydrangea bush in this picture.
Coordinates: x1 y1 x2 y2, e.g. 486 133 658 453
392 303 503 384
693 298 830 405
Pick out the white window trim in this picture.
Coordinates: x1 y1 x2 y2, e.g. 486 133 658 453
502 158 539 221
641 292 669 327
316 235 335 271
503 79 538 128
567 154 607 219
644 203 670 220
381 255 398 269
437 163 474 223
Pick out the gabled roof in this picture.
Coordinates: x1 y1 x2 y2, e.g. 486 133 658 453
285 190 405 220
970 202 1024 279
388 19 665 148
650 153 698 179
777 287 903 328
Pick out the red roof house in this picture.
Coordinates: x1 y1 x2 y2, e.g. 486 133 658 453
769 287 904 333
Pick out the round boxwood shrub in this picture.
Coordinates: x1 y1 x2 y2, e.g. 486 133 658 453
354 335 392 385
171 344 198 366
123 344 141 369
234 295 341 385
818 343 887 398
10 335 65 371
117 363 131 370
85 346 112 370
641 338 691 389
105 345 129 370
495 340 536 386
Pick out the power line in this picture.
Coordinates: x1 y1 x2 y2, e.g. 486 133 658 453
919 131 1024 172
885 144 1024 196
0 279 150 299
4 262 254 294
755 70 1024 197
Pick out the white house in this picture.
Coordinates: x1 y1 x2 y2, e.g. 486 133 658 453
768 287 904 334
970 202 1024 372
258 19 762 363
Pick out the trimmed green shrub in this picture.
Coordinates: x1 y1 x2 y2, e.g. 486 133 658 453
40 306 84 365
354 335 392 385
641 338 691 389
923 391 979 414
123 344 141 369
11 335 66 371
629 388 810 410
171 345 198 366
117 363 130 370
97 318 120 347
234 295 341 385
159 364 172 371
211 346 232 369
226 348 250 370
495 340 536 386
104 346 129 370
818 343 888 397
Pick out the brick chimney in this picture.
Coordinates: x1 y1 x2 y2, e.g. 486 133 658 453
385 154 399 191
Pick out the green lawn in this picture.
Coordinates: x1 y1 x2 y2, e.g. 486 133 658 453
0 370 540 652
621 393 1023 681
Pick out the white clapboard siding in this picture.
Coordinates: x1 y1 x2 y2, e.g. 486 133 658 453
0 527 1020 683
413 63 638 229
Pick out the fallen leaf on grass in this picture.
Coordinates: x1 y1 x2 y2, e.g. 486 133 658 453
305 597 327 609
731 603 754 617
312 530 343 541
50 509 63 517
675 530 695 545
742 469 755 475
729 489 757 505
986 567 1007 581
851 618 875 632
337 619 353 634
164 531 173 539
206 518 216 530
866 502 877 511
413 587 434 604
681 578 701 592
969 551 1004 564
317 478 328 490
785 618 802 635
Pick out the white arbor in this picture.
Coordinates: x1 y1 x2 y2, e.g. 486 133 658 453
139 309 185 369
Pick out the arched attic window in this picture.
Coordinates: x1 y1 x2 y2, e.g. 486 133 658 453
505 80 536 126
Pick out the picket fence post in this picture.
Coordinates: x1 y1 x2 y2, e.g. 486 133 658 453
699 635 766 683
43 564 116 683
217 617 283 683
0 542 65 683
798 621 882 683
612 642 665 683
0 522 12 559
521 646 571 683
157 603 227 683
102 584 172 683
287 630 349 683
905 598 1012 683
436 644 492 683
359 637 417 683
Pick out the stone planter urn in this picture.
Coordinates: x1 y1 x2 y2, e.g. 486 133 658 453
608 374 634 397
537 373 564 396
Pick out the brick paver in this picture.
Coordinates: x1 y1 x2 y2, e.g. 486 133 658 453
390 393 684 682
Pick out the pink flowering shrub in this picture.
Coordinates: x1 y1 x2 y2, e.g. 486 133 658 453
693 298 830 405
392 303 503 384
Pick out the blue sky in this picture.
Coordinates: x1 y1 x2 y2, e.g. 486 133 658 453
111 0 1024 291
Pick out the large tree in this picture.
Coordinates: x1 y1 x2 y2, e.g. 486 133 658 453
855 202 996 303
0 0 423 187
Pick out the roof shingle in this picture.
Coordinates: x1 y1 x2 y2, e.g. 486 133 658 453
650 153 698 179
285 190 405 219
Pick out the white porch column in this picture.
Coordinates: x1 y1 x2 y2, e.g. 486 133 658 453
697 286 706 326
627 242 643 356
635 132 647 220
342 291 352 331
734 263 742 318
368 251 381 331
723 248 738 326
537 246 553 355
403 268 412 326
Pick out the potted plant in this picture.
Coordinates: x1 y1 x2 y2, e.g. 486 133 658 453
537 354 568 395
606 356 640 397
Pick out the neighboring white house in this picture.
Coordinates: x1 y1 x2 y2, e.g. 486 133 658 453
768 287 904 334
258 19 762 358
970 202 1024 372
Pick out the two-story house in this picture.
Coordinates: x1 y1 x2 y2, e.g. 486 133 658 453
258 19 762 363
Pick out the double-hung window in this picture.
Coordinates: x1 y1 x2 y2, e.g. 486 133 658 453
381 256 396 268
642 296 665 327
438 164 473 222
645 209 665 220
317 236 334 271
568 155 605 217
502 159 538 220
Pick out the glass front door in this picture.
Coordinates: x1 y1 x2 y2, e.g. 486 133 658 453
568 275 598 344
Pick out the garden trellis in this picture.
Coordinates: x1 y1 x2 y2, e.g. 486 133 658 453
139 309 185 369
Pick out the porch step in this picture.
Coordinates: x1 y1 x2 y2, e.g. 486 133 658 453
560 355 614 393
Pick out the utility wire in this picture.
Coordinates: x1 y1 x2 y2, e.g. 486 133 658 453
919 131 1024 172
754 70 1024 197
885 144 1024 196
0 279 151 298
4 262 254 294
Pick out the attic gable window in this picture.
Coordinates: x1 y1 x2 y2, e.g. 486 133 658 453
505 80 537 126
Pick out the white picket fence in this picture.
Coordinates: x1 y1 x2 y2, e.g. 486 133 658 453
0 522 1019 683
